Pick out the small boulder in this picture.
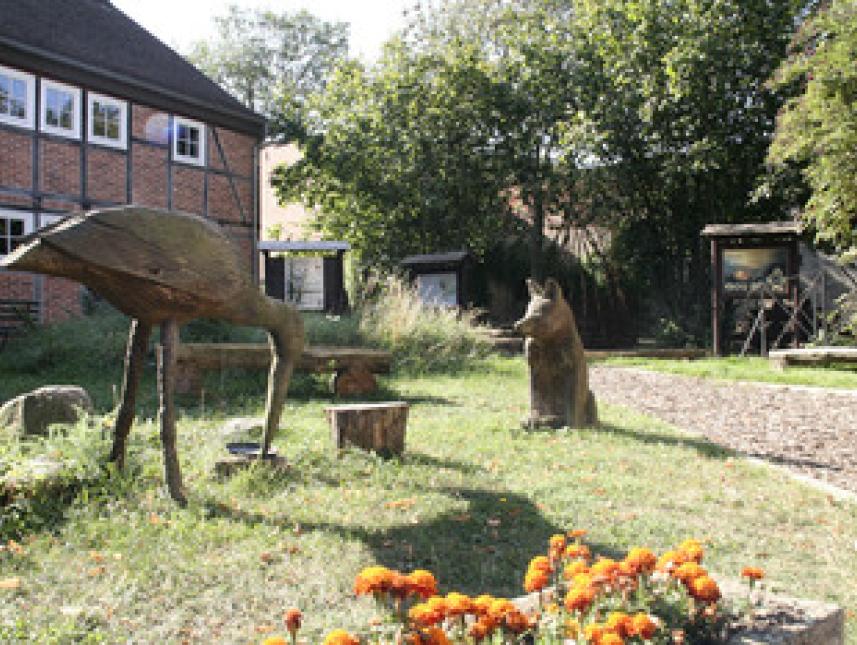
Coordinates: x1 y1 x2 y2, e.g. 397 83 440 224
0 386 93 436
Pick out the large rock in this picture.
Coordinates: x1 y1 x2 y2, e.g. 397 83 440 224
0 386 93 436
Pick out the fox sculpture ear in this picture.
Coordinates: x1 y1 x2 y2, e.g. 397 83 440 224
526 278 543 296
544 278 562 300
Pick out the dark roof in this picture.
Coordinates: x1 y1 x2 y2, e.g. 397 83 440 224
401 251 470 266
0 0 265 137
701 222 802 238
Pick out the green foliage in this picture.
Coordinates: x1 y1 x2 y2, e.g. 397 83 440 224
358 276 491 373
187 5 349 140
274 41 521 268
767 0 857 260
0 302 128 376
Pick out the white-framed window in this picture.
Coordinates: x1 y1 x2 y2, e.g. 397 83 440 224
87 92 127 149
0 210 34 257
40 79 81 139
0 64 35 129
172 116 205 166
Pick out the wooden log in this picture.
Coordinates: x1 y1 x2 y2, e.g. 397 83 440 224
326 402 409 457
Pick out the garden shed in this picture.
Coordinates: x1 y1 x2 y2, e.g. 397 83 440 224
400 250 473 307
260 240 349 314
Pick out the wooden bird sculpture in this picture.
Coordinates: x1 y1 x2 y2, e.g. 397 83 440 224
1 206 304 504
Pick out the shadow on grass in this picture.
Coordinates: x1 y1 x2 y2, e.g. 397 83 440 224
583 422 735 460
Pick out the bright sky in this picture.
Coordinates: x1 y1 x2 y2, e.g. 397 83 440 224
111 0 412 62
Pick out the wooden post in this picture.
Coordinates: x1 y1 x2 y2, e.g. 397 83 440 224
109 319 151 468
326 402 409 457
711 239 723 356
158 319 186 505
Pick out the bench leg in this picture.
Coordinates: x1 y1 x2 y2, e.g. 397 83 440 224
331 367 378 397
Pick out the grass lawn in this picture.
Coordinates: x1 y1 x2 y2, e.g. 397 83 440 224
602 355 857 389
0 356 855 643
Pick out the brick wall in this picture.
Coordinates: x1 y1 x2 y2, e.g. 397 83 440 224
172 165 204 214
42 277 82 324
131 143 168 209
40 139 81 196
0 130 32 190
208 127 255 177
207 173 252 223
0 273 34 300
87 147 127 203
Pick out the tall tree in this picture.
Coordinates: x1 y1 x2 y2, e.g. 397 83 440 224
272 40 522 268
563 0 804 333
187 5 349 140
767 0 857 260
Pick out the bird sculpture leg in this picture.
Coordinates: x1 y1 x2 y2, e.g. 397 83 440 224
109 319 152 469
261 329 298 457
157 319 186 505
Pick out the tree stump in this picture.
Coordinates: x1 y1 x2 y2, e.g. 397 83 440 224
325 402 409 457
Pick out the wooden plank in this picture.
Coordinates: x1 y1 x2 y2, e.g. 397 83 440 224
175 343 392 373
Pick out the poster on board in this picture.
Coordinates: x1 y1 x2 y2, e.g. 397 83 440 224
722 247 789 296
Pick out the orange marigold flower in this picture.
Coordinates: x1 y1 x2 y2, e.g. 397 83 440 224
590 557 620 582
605 612 633 637
600 632 625 645
564 585 595 613
565 543 591 560
656 550 686 573
504 609 530 633
468 618 494 642
674 562 708 583
528 555 553 574
630 612 658 639
445 592 473 617
568 529 588 539
624 547 657 575
406 569 438 599
741 566 765 581
323 630 360 645
549 533 567 552
563 560 589 579
487 598 515 621
678 539 704 563
423 626 450 645
283 608 302 632
262 638 288 645
524 568 550 593
354 566 394 596
409 598 446 627
688 575 721 603
583 623 605 642
472 594 495 616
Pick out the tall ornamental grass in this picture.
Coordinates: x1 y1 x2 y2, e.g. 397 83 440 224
358 275 491 373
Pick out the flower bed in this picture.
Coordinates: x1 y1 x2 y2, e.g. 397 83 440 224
256 532 843 645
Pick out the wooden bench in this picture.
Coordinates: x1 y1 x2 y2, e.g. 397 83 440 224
172 343 392 396
768 347 857 370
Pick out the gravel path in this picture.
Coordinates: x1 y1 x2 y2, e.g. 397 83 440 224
589 366 857 496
